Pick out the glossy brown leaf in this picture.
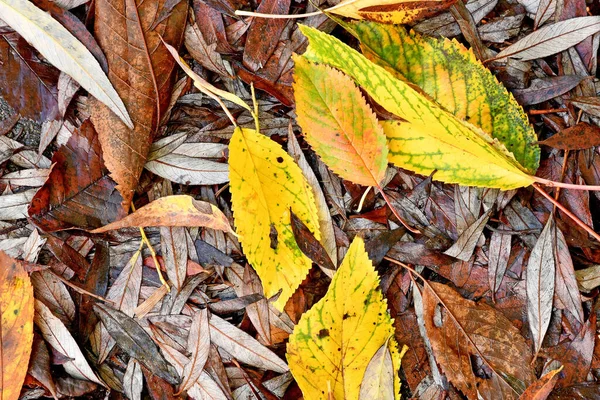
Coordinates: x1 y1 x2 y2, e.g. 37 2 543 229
423 281 535 399
290 209 336 272
28 120 124 232
537 123 600 150
90 0 188 208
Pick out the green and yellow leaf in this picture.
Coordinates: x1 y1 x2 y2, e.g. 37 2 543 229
328 0 455 25
350 21 539 173
287 236 403 400
229 127 320 310
298 25 535 190
293 56 388 187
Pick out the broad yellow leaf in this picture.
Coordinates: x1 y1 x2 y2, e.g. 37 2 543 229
299 25 535 190
293 56 388 187
350 22 539 173
327 0 455 24
287 237 402 399
229 127 320 310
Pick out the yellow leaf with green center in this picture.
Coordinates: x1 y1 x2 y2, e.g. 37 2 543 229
287 236 403 400
349 21 539 173
327 0 455 24
229 127 320 310
298 25 535 190
293 56 388 187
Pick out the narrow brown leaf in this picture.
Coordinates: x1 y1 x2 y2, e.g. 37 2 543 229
178 308 210 394
488 226 512 300
512 76 585 105
290 210 336 272
519 367 562 400
160 226 188 290
538 123 600 150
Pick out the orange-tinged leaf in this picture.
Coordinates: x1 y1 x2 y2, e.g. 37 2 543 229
229 127 320 310
293 56 388 187
519 367 562 400
0 252 34 400
287 237 402 400
91 195 233 234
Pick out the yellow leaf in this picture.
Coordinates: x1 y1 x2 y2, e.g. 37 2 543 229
328 0 455 24
0 251 34 400
229 127 320 310
287 237 402 400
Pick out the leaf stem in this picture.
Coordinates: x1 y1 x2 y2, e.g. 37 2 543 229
378 187 420 234
533 176 600 191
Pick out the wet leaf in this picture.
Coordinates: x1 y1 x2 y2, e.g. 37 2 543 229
520 367 562 400
287 237 403 400
0 252 34 400
229 127 320 310
537 123 600 150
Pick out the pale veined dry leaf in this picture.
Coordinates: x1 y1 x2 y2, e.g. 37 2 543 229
575 264 600 292
34 300 104 385
526 217 555 356
351 21 539 173
299 25 536 190
0 169 50 187
359 339 408 400
488 226 512 299
326 0 455 24
123 359 143 400
185 22 229 77
0 189 37 220
422 281 535 399
178 308 210 395
287 237 402 400
0 252 34 400
444 209 492 261
567 96 600 118
31 270 76 325
293 56 388 187
209 314 289 373
160 226 187 290
145 154 229 185
414 0 497 37
554 225 584 324
229 127 320 310
495 16 600 61
91 195 234 234
0 0 132 128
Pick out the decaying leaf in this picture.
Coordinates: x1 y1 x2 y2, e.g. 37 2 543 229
537 123 600 150
287 237 403 399
229 127 320 310
0 252 34 400
327 0 456 24
520 367 562 400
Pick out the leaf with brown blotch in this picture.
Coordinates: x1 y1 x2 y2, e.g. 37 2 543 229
422 281 535 399
28 120 124 232
519 367 562 400
537 123 600 150
90 0 188 208
91 195 233 234
178 308 210 395
0 252 34 400
526 217 556 356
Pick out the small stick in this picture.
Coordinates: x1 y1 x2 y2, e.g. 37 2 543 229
528 108 568 115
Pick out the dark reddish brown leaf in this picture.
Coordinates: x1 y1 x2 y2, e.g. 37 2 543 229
90 0 188 208
290 209 336 272
538 123 600 150
512 76 586 105
549 383 600 399
141 364 178 400
192 0 234 53
0 112 20 136
44 235 90 280
28 120 124 232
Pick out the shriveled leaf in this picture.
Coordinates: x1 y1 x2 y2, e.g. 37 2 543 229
229 127 320 310
0 252 34 400
495 16 600 61
28 120 124 232
293 56 388 187
328 0 455 24
34 300 103 385
93 303 180 385
526 217 556 356
538 123 600 150
520 367 562 400
90 0 187 207
0 0 132 127
287 237 402 400
91 195 233 234
299 25 535 189
352 21 539 172
512 76 586 106
359 340 407 400
178 308 210 394
423 281 535 399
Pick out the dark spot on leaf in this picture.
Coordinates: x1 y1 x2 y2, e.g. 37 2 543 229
269 223 278 250
276 156 284 163
318 329 329 339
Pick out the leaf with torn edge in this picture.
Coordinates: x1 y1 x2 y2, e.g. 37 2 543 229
0 0 132 127
229 127 320 310
0 252 34 400
287 237 403 400
91 195 233 234
327 0 456 24
299 25 536 190
351 21 539 173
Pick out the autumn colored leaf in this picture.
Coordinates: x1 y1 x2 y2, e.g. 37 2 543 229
0 252 34 400
91 195 233 234
299 25 536 190
351 21 539 173
89 0 188 208
520 367 563 400
326 0 455 24
229 127 320 310
422 281 536 399
28 120 124 232
293 56 388 187
287 237 403 400
537 123 600 150
360 339 408 399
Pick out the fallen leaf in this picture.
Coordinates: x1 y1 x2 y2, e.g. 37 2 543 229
287 237 403 400
0 252 34 400
494 16 600 60
568 96 600 118
178 308 210 394
488 227 512 299
229 127 320 310
27 334 58 400
123 360 143 400
553 225 584 324
0 190 37 220
145 153 229 185
0 0 132 126
511 76 586 105
31 270 75 325
185 22 229 76
519 367 562 400
538 123 600 150
575 264 600 291
290 210 336 272
359 339 407 400
328 0 456 24
91 195 233 234
444 209 491 261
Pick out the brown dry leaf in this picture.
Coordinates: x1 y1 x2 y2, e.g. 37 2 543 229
553 225 584 324
31 270 76 325
91 195 233 234
538 123 600 150
160 226 188 290
568 96 600 118
184 21 229 76
90 0 188 208
0 252 35 400
423 281 535 399
178 308 210 394
519 367 562 400
488 226 512 300
511 76 586 105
